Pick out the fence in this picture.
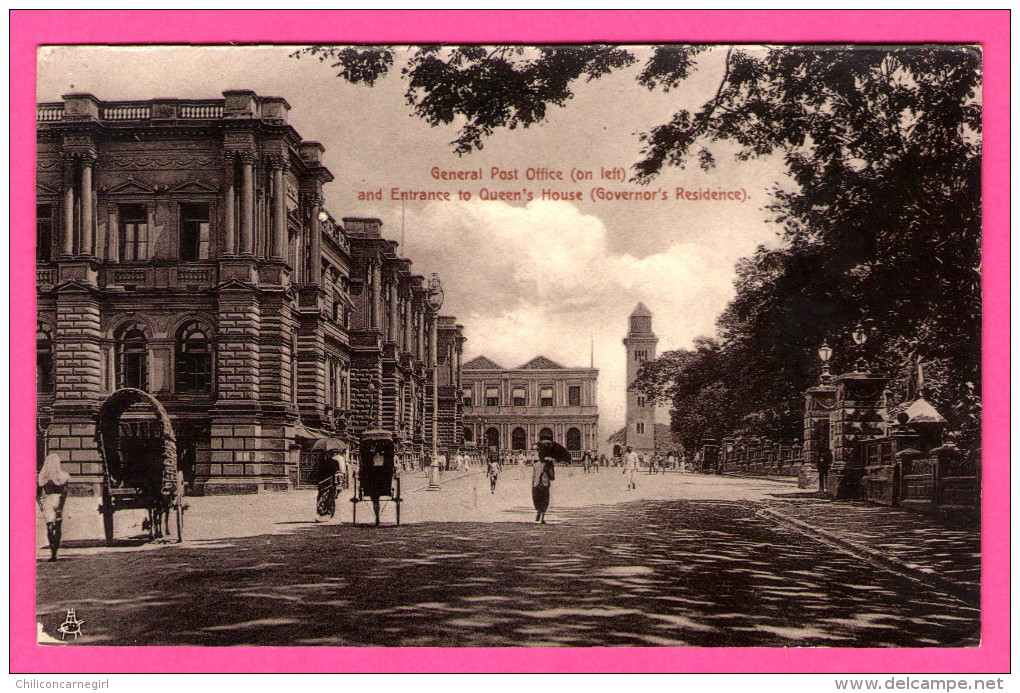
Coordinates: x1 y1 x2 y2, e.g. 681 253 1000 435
860 436 979 513
716 438 804 477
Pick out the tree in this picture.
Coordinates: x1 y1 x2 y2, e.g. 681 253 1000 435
296 44 982 443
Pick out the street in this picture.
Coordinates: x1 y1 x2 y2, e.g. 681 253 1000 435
37 471 979 647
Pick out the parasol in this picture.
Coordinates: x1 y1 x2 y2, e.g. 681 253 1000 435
311 438 348 453
536 439 572 465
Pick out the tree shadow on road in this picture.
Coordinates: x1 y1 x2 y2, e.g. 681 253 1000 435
35 498 980 648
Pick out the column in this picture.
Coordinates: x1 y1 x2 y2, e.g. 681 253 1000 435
388 282 398 342
223 154 235 256
429 312 438 369
403 294 412 352
272 161 286 260
309 194 322 284
416 305 424 360
239 152 254 255
79 156 94 257
62 156 75 256
370 260 382 327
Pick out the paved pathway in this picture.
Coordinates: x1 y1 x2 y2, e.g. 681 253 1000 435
37 471 980 647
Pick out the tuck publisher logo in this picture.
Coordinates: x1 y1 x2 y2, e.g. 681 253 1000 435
38 608 85 643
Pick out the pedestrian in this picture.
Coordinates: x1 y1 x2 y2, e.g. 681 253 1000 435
333 449 349 491
623 446 639 490
487 448 501 494
532 446 557 524
37 452 70 561
818 447 833 493
314 451 341 521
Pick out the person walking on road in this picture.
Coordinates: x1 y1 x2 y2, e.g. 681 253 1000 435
38 453 70 561
623 446 639 491
533 438 567 523
487 448 501 494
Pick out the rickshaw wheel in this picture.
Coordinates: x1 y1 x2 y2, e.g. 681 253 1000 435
174 472 185 543
395 477 402 526
101 490 114 546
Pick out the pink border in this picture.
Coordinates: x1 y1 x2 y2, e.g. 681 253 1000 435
10 10 1009 673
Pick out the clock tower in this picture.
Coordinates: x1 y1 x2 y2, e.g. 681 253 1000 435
623 303 657 455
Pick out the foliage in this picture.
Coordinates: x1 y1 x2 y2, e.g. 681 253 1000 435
295 44 983 446
294 45 635 154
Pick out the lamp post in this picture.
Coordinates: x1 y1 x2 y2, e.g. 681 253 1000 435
852 323 869 373
818 341 833 384
425 273 444 490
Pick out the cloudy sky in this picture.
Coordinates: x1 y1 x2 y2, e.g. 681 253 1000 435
38 45 790 439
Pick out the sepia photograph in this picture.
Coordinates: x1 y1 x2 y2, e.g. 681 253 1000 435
12 9 1009 676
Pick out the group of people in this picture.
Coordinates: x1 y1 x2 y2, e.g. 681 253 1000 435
478 440 559 523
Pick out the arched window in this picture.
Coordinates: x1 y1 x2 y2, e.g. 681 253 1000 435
539 427 554 443
463 426 474 443
511 427 527 450
485 427 500 450
116 323 148 390
566 427 582 451
175 322 212 393
37 322 54 394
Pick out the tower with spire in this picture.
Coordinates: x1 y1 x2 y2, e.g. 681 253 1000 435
623 303 658 455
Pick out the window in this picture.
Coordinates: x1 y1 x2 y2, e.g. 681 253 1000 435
179 203 210 261
463 426 474 443
637 396 646 408
118 204 148 262
327 359 338 409
511 427 527 450
512 385 527 406
539 427 554 443
116 323 148 390
635 350 648 362
37 205 53 263
566 428 582 451
485 386 500 407
636 422 645 434
568 386 581 407
175 322 211 393
37 323 54 394
540 386 554 407
462 387 473 407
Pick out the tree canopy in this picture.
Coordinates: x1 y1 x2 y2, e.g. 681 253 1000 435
295 44 983 449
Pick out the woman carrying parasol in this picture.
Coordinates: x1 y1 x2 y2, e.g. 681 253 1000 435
533 436 570 524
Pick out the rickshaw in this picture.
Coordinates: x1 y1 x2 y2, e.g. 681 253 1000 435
351 430 402 526
312 438 348 520
95 388 185 544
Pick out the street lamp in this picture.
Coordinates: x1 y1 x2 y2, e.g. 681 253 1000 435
817 342 833 384
852 323 869 372
852 325 867 346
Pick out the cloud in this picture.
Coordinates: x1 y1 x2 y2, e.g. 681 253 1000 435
397 199 773 440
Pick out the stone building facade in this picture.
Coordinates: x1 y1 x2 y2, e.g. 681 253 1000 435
36 90 464 493
343 217 465 468
461 355 599 458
